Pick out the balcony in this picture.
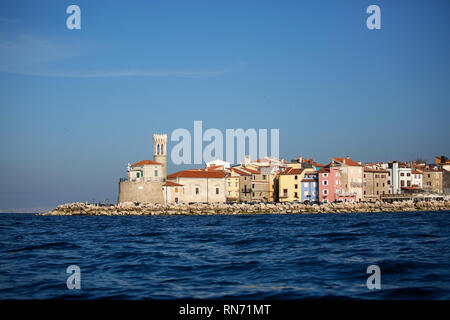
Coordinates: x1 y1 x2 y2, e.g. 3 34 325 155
336 190 357 197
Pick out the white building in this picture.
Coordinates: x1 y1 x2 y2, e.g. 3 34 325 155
206 159 231 169
382 162 413 194
411 170 423 188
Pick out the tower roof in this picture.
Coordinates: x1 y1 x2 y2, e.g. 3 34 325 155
131 160 162 166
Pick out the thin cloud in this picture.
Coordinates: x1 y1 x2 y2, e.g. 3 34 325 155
1 61 247 78
0 17 19 24
0 33 247 78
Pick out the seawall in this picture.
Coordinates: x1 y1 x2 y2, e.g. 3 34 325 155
41 200 450 216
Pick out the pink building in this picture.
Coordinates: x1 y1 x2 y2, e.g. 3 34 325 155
318 164 356 203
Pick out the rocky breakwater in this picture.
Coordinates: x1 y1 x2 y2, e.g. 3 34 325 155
41 200 450 216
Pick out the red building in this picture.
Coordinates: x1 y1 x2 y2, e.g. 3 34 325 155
318 164 356 203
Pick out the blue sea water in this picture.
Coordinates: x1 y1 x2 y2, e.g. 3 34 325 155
0 211 449 299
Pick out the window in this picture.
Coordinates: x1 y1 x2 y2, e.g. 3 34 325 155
252 184 255 188
136 172 140 178
216 187 219 195
294 192 298 198
401 173 404 177
323 189 328 195
262 175 267 180
323 173 328 178
295 175 298 180
175 188 178 193
407 173 411 177
195 187 199 195
228 191 231 196
175 197 178 203
294 184 298 189
322 180 328 186
228 182 231 187
154 170 158 177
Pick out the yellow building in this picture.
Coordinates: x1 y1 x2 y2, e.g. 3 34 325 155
225 172 240 202
278 168 315 202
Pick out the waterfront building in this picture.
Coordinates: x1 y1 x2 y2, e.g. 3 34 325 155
118 134 167 204
231 167 252 202
411 170 423 188
318 165 342 203
166 170 227 203
422 168 443 194
225 169 240 202
384 162 414 194
301 171 319 203
162 181 184 204
363 167 390 201
278 167 314 202
331 157 363 201
246 168 270 202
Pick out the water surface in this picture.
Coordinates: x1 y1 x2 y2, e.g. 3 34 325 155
0 211 449 299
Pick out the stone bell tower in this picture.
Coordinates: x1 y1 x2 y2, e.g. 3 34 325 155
153 134 167 180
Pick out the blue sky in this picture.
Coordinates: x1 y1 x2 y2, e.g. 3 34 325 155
0 0 449 211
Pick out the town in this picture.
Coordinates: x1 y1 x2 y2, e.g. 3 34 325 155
117 134 449 206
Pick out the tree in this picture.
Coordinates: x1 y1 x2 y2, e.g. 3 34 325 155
440 155 448 163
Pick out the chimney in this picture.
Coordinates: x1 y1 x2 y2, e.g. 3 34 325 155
244 155 250 165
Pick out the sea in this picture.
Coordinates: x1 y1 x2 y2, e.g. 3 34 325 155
0 211 449 299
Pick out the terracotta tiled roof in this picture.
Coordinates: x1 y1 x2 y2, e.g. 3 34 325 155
131 160 161 166
422 168 443 172
279 167 304 175
317 163 332 173
167 170 227 179
163 181 183 187
364 168 389 173
231 168 251 176
242 167 261 174
301 179 317 182
332 157 362 167
411 170 423 174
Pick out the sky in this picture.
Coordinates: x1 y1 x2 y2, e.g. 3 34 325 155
0 0 449 211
